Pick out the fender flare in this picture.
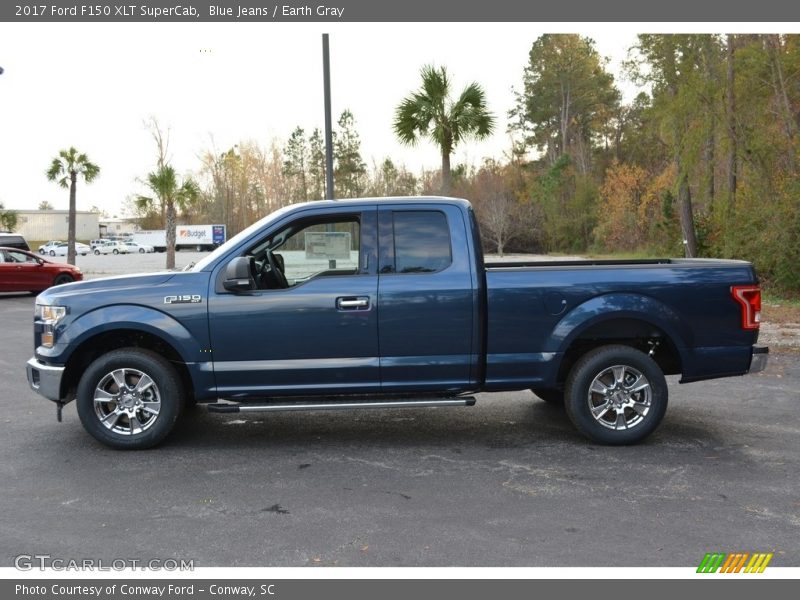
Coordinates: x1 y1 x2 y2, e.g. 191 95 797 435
53 304 201 365
548 293 691 367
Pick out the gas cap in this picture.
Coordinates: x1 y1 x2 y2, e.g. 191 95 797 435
544 292 568 316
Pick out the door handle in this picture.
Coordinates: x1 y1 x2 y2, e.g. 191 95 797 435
337 297 370 310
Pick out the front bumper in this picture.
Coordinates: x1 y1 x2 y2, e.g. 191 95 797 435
749 345 769 374
26 357 65 402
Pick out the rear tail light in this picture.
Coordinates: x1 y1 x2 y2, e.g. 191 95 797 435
731 285 761 330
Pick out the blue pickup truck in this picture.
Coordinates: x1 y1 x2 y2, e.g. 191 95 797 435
26 197 768 449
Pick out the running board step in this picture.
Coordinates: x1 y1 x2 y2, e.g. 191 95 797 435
207 397 476 414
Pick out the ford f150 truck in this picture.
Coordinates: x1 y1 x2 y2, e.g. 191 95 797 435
26 197 768 449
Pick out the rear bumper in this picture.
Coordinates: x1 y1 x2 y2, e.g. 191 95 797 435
26 357 65 402
749 345 769 374
680 344 768 383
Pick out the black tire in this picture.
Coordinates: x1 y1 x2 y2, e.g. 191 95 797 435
53 274 74 286
531 388 564 405
94 249 100 255
49 250 55 256
76 348 184 450
139 248 145 253
564 345 668 445
113 249 119 255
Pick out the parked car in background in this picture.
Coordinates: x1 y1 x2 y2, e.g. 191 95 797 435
89 239 108 250
0 246 82 292
124 242 155 254
50 242 91 257
38 241 62 255
0 234 31 251
93 241 130 255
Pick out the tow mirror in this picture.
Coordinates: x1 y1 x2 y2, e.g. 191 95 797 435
223 257 255 292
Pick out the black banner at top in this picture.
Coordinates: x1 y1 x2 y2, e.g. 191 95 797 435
3 0 800 22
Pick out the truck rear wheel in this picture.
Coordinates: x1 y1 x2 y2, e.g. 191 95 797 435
76 348 184 450
564 345 667 445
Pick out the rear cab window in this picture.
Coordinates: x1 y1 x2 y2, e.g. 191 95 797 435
384 210 452 274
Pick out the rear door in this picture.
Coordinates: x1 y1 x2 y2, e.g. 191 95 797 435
377 204 477 392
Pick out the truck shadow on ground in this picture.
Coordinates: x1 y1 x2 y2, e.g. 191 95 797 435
162 396 720 455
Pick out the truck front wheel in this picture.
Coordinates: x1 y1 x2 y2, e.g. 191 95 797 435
564 345 668 445
76 349 184 450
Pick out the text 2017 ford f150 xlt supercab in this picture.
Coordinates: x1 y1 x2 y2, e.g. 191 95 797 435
26 197 768 449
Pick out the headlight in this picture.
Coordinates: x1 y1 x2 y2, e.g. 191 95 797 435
35 304 67 349
35 304 67 324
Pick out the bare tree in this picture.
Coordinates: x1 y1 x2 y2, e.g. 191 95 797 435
469 162 529 256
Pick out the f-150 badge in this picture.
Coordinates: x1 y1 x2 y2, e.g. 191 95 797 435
164 295 202 304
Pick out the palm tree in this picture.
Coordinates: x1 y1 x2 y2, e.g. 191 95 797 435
394 65 495 194
46 148 100 265
138 165 199 270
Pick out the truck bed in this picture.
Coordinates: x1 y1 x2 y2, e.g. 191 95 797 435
482 257 760 389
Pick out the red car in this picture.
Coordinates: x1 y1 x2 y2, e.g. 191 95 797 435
0 246 83 293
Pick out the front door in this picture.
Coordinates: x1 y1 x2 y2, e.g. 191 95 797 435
208 208 380 398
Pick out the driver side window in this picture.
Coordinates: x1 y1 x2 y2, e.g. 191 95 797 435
8 251 37 263
248 216 361 290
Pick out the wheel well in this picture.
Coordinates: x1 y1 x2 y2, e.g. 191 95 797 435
62 329 194 403
555 318 682 388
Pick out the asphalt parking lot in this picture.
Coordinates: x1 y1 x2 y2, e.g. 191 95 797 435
0 263 798 568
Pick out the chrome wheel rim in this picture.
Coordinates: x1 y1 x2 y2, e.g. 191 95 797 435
93 368 161 435
587 365 652 430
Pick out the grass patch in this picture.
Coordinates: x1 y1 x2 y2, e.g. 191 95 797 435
763 290 800 308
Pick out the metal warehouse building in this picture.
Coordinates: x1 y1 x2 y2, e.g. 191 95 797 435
15 210 100 241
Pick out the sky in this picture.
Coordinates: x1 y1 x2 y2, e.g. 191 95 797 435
0 22 769 217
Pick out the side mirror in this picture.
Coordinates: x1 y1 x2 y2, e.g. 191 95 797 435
223 257 255 292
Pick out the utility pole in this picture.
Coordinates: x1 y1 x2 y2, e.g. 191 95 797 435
322 34 334 200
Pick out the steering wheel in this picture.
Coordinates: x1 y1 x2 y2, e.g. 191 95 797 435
255 257 273 290
267 250 289 289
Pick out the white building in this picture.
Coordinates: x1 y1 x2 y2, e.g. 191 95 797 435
15 210 100 242
99 217 140 237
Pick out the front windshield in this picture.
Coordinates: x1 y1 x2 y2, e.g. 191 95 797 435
190 204 301 272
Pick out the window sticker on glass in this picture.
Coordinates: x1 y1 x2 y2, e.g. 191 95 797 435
305 231 352 260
